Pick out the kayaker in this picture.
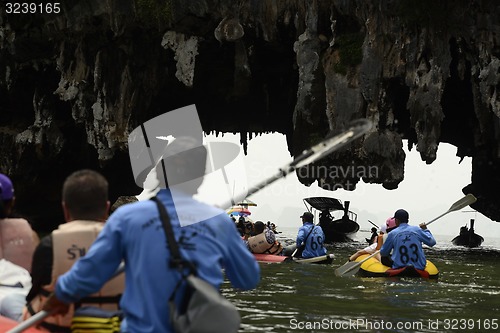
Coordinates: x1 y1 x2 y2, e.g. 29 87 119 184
386 216 397 233
349 224 386 262
247 221 283 255
365 227 378 245
0 259 32 321
0 173 39 272
42 136 260 333
295 212 327 259
380 209 436 271
21 169 124 331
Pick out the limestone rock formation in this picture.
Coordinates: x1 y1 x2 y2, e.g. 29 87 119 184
1 0 499 229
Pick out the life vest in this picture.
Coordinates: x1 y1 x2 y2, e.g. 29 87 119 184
0 218 37 272
248 232 283 255
23 220 125 332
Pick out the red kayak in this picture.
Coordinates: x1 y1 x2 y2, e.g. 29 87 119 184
254 253 334 264
0 315 45 332
254 253 291 263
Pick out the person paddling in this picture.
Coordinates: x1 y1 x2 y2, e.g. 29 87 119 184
21 169 124 331
247 221 283 255
295 212 327 259
349 224 386 262
380 209 436 272
0 173 39 272
42 135 260 333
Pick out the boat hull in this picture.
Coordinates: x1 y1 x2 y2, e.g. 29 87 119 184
320 219 360 243
354 254 439 279
451 233 484 248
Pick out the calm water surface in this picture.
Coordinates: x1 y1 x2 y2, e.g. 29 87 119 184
222 229 500 333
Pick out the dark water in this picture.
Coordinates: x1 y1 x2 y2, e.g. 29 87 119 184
222 231 500 333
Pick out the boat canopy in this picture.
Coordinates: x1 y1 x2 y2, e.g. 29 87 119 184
303 197 345 211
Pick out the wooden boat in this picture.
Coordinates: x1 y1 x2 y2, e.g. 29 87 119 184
0 315 44 332
254 253 334 265
354 254 439 279
303 197 360 243
451 219 484 248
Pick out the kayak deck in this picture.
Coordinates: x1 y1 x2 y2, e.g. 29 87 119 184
354 254 439 278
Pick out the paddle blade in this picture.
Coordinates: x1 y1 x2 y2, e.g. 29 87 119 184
335 250 380 277
334 261 362 277
448 194 477 212
425 194 478 226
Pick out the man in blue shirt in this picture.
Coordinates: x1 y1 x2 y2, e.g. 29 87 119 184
296 212 327 258
42 137 260 333
380 209 436 270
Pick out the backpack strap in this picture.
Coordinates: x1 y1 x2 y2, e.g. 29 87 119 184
151 196 195 273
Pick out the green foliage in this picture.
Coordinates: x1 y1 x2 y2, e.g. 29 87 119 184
135 0 173 27
333 33 364 75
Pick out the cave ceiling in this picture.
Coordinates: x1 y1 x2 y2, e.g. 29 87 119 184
1 0 499 230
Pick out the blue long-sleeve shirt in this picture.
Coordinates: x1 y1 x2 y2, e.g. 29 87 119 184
296 223 327 258
55 189 260 333
380 223 436 270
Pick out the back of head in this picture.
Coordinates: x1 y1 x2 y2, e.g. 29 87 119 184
393 209 409 224
254 221 265 234
63 169 109 221
300 212 314 223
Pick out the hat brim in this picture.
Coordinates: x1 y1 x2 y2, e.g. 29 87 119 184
133 141 240 187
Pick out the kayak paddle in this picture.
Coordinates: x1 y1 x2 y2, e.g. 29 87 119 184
6 262 126 333
217 118 372 210
335 193 477 277
334 250 380 277
425 193 477 226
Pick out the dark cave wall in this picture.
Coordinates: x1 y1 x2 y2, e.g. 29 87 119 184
1 0 500 231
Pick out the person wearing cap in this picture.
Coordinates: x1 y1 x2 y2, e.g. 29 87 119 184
365 227 378 245
42 136 260 333
0 173 39 272
295 212 327 258
0 173 39 322
349 223 387 262
385 217 398 233
380 209 436 271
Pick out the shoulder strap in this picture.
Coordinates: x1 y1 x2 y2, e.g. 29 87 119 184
151 197 193 272
297 224 315 255
304 224 315 243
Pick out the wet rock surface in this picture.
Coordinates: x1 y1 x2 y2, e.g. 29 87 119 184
1 0 499 230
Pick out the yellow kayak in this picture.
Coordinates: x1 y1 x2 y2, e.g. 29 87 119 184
354 254 439 279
